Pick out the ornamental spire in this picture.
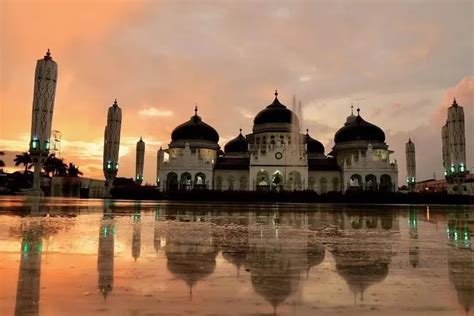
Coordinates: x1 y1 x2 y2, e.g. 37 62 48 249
274 90 278 99
356 108 360 116
351 103 354 115
194 104 198 116
452 98 458 107
44 48 52 60
113 99 118 107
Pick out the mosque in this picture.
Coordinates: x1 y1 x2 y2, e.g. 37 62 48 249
156 91 398 193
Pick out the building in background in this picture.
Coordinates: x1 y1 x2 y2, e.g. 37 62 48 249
28 50 58 196
135 137 145 185
442 98 469 194
406 138 416 191
103 99 122 192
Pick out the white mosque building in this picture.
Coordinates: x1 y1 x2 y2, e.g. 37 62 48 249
156 91 398 193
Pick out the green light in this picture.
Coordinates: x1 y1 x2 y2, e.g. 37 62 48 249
44 140 50 150
22 243 30 253
32 138 39 149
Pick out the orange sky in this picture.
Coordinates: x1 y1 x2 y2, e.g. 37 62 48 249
0 0 473 183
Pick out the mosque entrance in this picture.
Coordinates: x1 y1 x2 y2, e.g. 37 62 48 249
166 172 178 191
271 171 284 191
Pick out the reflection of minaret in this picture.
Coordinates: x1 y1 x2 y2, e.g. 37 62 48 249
135 137 145 185
103 99 122 192
132 202 142 261
405 139 416 190
446 211 473 314
15 223 43 316
408 207 419 268
29 50 58 194
98 201 114 299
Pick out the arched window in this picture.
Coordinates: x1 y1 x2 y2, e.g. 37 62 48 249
228 176 235 190
332 177 339 191
308 177 315 190
320 177 327 194
239 176 247 190
215 176 223 190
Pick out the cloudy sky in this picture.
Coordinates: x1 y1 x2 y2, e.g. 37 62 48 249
1 0 473 184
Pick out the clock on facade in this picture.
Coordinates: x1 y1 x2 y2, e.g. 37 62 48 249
275 152 283 160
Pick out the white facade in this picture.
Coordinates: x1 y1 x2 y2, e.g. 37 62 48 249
135 137 145 184
103 100 122 185
29 50 58 192
442 98 467 176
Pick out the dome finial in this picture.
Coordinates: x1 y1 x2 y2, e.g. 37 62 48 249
452 98 458 106
351 103 354 115
239 128 242 134
274 90 278 98
194 104 198 116
113 99 118 107
44 48 52 60
306 128 309 135
356 108 360 116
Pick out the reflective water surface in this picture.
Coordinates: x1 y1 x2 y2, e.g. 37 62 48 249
0 196 472 315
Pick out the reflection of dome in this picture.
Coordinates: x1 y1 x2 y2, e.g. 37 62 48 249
336 260 389 296
166 247 218 289
224 130 249 153
307 237 325 273
171 108 219 143
305 131 325 154
254 91 299 127
334 109 385 143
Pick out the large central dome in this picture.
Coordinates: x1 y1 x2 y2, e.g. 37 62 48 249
334 109 385 144
253 91 299 128
171 107 219 143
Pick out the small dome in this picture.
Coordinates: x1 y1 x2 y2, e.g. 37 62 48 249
254 91 299 126
171 108 219 143
334 109 385 144
305 131 325 154
224 130 249 153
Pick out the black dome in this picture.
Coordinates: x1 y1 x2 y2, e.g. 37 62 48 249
224 131 249 153
334 112 385 143
254 91 298 126
171 111 219 143
305 132 325 154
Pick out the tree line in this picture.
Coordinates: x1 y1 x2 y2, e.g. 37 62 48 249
11 152 83 177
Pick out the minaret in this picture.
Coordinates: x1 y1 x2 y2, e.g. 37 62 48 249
29 49 58 195
103 99 122 191
132 202 142 261
442 98 468 193
157 147 164 188
405 138 416 190
135 137 145 185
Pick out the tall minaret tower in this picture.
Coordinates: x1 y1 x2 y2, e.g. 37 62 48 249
157 147 164 188
103 99 122 190
29 49 58 195
442 98 468 193
135 137 145 184
405 138 416 190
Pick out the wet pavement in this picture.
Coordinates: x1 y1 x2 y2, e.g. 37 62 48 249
0 196 472 315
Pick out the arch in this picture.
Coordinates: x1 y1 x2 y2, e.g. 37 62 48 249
332 177 339 191
366 216 378 229
380 174 392 192
381 215 393 230
256 170 269 190
271 170 284 191
215 176 223 190
308 177 315 190
365 174 377 191
239 176 248 190
349 174 363 191
166 172 178 191
319 177 328 194
180 172 192 190
350 216 363 229
194 172 207 189
228 176 235 190
288 171 302 190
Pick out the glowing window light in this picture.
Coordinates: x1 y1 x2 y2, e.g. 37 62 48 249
44 140 50 150
31 138 39 149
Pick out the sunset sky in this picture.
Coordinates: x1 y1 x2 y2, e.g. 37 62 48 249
0 0 473 184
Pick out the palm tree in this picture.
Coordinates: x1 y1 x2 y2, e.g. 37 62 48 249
67 163 83 177
14 152 32 174
43 153 68 177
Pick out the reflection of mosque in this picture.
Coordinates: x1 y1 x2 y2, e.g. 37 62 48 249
156 207 327 311
331 210 399 303
98 201 115 299
132 201 142 261
446 210 473 315
15 221 43 316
